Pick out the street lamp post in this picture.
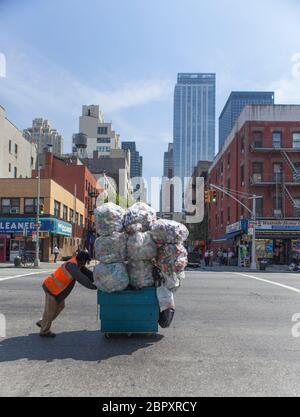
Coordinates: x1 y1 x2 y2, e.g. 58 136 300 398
34 164 41 267
250 194 257 270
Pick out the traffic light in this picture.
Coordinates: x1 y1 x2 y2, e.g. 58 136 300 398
40 203 44 215
204 190 211 203
211 190 217 203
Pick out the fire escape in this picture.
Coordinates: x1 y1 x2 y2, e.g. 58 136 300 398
280 151 300 217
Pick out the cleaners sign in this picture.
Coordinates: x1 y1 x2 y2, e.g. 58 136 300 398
0 219 36 233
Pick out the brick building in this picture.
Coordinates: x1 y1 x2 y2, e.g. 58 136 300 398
0 178 85 262
32 152 98 254
208 105 300 266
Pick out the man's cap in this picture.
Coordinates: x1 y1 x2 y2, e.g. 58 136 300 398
76 251 92 263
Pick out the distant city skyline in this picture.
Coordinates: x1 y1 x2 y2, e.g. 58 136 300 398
1 0 300 182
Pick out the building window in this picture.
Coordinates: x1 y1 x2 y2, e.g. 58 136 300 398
292 132 300 149
80 214 83 227
241 136 245 152
227 207 230 223
15 144 18 155
9 140 12 153
8 163 11 173
1 198 20 214
272 131 282 148
75 212 79 225
227 153 230 166
54 200 61 218
97 127 108 135
240 165 245 186
273 196 283 217
31 157 34 167
97 137 111 144
221 211 224 226
63 205 68 221
273 163 283 182
24 198 44 214
252 162 263 183
256 198 264 218
69 209 74 223
253 131 263 148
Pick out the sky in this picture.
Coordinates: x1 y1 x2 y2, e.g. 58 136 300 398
1 0 300 187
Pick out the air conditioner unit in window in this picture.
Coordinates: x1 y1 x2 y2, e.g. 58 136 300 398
10 207 20 214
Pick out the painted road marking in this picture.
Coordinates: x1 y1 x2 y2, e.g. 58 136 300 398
235 272 300 294
0 270 49 282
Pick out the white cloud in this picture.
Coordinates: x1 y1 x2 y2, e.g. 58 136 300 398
0 49 172 119
269 54 300 104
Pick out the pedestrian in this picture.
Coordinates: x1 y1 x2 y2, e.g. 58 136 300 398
222 249 228 265
204 249 210 267
217 248 223 265
36 251 97 338
209 249 214 267
227 248 234 266
53 245 60 263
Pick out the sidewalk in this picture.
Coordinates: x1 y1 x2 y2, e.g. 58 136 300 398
0 259 99 269
186 262 292 273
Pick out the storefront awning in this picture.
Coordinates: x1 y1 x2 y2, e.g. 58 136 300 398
0 217 72 237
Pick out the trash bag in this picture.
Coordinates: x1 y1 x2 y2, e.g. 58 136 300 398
94 203 125 237
93 263 129 293
127 231 157 261
127 260 154 289
157 244 188 273
124 202 157 234
156 285 175 312
150 219 189 244
158 308 175 328
94 232 127 264
161 270 185 292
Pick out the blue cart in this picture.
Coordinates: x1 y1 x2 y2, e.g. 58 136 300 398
97 287 159 338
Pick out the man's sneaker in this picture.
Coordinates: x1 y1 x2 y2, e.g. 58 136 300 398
39 332 56 338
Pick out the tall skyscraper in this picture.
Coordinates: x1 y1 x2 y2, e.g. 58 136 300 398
121 141 143 178
173 73 216 181
23 118 64 156
219 91 275 149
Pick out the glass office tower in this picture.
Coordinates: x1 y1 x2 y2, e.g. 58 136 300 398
173 73 216 181
219 91 274 149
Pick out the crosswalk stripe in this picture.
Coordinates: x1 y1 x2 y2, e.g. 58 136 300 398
0 270 49 282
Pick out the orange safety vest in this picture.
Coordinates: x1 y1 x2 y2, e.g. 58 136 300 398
43 257 78 296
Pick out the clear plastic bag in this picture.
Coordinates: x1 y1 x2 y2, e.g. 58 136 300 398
95 232 127 264
93 262 129 293
157 243 188 273
127 231 157 261
150 219 189 244
156 286 175 312
127 260 154 289
94 203 125 236
124 202 157 234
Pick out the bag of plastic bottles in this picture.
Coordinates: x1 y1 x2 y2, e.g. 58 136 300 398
94 232 127 264
127 260 154 289
93 263 129 293
150 219 189 244
161 270 185 291
127 231 157 261
124 202 157 234
94 203 125 237
157 243 188 273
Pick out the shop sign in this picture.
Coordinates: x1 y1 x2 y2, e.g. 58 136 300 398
226 219 248 235
256 220 300 231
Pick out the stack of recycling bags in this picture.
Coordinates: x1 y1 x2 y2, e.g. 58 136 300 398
125 202 157 289
150 219 189 319
93 203 129 292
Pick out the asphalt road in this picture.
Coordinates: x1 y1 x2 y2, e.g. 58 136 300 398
1 266 300 397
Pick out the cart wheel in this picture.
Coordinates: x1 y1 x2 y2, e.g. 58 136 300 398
105 333 110 339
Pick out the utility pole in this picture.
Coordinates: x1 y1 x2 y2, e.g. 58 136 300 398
34 164 41 267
